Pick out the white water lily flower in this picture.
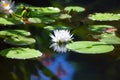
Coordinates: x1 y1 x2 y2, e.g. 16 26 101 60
50 30 73 43
0 0 15 15
50 30 73 53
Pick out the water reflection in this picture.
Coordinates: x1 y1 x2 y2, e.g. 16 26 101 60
1 52 120 80
31 53 75 80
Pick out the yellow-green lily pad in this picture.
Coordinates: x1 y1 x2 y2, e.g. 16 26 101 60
4 36 36 45
0 30 31 37
89 25 113 32
0 17 22 25
66 41 114 54
100 36 120 44
88 13 120 21
0 48 42 59
64 6 85 13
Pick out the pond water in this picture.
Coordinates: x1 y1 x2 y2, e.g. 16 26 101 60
0 51 120 80
0 0 120 80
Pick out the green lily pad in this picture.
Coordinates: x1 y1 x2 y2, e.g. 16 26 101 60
0 17 22 25
66 41 114 54
4 36 36 45
44 25 71 30
0 48 42 59
89 25 113 32
100 36 120 44
28 18 41 23
0 30 31 37
101 33 116 37
41 17 55 24
17 5 60 15
88 13 120 21
64 6 85 13
59 14 72 19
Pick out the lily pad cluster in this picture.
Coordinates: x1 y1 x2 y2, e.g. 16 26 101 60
0 2 86 59
68 12 120 54
0 30 40 59
0 1 120 59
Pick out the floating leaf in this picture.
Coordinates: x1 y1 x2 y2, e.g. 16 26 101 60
44 25 71 31
28 18 41 23
0 30 31 37
66 41 114 54
41 17 55 24
89 25 113 32
16 5 60 16
0 48 42 59
0 17 22 25
4 36 36 45
88 13 120 21
64 6 85 13
101 33 116 37
100 36 120 44
59 14 72 19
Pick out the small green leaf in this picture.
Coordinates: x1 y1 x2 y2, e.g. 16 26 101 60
0 48 42 59
0 17 22 25
44 25 71 31
100 36 120 44
0 30 31 37
66 41 114 54
89 25 113 32
64 6 85 13
4 36 36 45
88 13 120 21
59 14 72 19
28 18 41 23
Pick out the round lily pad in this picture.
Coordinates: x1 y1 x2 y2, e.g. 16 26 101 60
0 30 31 37
64 6 85 13
4 36 36 45
88 13 120 21
89 25 113 32
0 48 42 59
0 17 22 25
100 36 120 44
66 41 114 54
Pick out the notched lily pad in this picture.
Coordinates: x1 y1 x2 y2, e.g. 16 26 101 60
88 13 120 21
0 48 42 59
64 6 85 13
0 30 31 37
89 25 113 32
4 36 36 45
100 36 120 44
66 41 114 54
0 17 22 25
